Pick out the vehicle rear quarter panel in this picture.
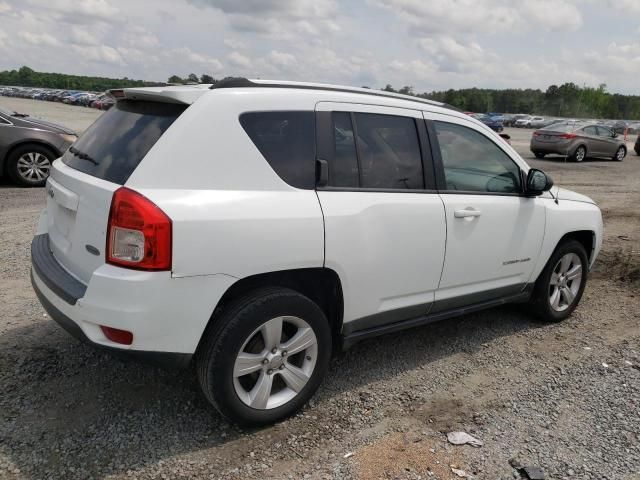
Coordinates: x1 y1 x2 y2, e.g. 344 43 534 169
530 198 603 280
127 90 325 279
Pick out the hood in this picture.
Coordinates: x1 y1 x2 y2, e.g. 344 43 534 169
12 115 76 135
555 187 596 204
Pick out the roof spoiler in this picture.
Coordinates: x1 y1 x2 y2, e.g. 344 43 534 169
107 86 208 105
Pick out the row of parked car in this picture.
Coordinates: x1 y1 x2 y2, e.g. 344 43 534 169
0 86 115 110
470 111 640 134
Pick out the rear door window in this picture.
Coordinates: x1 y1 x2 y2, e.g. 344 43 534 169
62 100 186 184
331 112 359 187
240 111 315 189
353 113 424 190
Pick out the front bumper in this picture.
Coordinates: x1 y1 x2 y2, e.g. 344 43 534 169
30 233 237 367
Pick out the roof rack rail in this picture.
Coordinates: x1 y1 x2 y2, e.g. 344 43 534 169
209 77 461 112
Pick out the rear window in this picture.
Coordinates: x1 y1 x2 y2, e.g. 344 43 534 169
240 111 315 189
543 124 574 133
62 100 186 184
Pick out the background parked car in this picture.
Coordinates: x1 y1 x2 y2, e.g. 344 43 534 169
530 123 627 162
530 117 549 129
0 106 77 186
470 113 504 132
635 133 640 156
516 116 545 128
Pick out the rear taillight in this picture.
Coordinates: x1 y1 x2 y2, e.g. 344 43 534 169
560 133 577 139
106 187 172 271
532 131 540 137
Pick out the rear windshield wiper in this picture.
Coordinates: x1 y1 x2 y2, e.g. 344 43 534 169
69 146 99 165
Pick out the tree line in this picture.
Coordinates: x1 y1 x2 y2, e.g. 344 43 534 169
0 66 161 91
2 66 639 120
384 83 640 120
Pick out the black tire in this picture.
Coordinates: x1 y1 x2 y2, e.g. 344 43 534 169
612 146 626 162
528 240 588 323
571 145 587 162
196 287 332 426
6 143 56 187
533 152 546 159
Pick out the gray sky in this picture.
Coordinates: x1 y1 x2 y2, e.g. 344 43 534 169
1 0 639 93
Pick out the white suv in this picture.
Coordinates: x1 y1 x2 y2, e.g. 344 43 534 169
31 79 603 425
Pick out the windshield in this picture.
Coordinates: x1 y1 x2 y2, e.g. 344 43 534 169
61 100 187 184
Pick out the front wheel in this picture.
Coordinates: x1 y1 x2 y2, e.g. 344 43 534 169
613 146 626 161
529 240 588 322
196 287 332 426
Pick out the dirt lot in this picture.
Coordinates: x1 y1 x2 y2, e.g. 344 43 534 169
0 98 639 480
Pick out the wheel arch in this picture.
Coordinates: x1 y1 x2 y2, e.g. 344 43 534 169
557 230 595 264
572 143 587 155
196 267 344 355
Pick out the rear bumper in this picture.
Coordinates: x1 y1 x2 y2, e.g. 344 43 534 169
530 141 574 156
31 270 192 369
30 233 237 367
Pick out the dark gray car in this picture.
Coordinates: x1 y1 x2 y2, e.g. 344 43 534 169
0 107 77 186
530 123 627 162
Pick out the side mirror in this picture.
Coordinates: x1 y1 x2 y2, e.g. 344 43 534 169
612 132 618 138
526 169 553 195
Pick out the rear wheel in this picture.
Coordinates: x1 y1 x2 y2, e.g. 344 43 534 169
613 146 626 161
533 152 545 159
571 145 586 162
529 240 588 323
197 287 332 426
6 144 55 187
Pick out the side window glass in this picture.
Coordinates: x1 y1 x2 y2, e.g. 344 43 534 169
353 113 424 189
331 112 359 187
583 126 597 135
434 121 521 194
596 126 613 137
240 111 315 189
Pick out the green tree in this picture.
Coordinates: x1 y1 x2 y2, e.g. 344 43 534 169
167 75 184 84
200 74 215 84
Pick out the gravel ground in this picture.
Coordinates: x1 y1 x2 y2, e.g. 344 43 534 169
0 98 639 480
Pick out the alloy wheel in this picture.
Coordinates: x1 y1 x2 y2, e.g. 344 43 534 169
616 147 625 161
16 152 51 182
549 253 583 312
575 147 586 162
233 316 318 410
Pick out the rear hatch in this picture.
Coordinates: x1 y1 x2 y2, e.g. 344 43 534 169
45 99 187 284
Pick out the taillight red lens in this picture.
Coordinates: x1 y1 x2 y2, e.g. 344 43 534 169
101 326 133 345
532 131 540 137
106 187 172 270
560 133 577 139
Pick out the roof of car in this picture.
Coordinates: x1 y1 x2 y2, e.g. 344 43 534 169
208 77 461 112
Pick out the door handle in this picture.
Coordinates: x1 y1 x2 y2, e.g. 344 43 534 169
454 208 482 218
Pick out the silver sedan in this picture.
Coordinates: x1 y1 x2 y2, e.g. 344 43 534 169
530 123 627 162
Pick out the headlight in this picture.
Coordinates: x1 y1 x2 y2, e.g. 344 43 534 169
59 133 78 144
